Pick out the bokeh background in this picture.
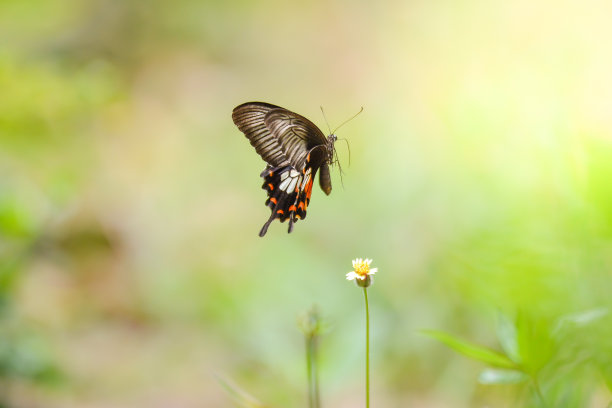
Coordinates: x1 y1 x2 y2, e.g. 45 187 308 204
2 0 612 406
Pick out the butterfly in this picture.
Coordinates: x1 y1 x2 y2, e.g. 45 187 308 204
232 102 340 237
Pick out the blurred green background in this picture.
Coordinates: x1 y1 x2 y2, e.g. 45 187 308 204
2 0 612 406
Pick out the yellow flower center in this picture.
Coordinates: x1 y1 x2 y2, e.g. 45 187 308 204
354 261 371 277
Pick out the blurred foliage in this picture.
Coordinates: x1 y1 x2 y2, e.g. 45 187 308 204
426 309 612 407
1 0 612 406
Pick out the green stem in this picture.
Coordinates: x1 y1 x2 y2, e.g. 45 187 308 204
305 334 320 408
363 287 370 408
306 336 314 408
313 338 320 408
533 377 547 408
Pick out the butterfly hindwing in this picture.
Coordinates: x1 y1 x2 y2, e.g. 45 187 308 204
258 149 322 237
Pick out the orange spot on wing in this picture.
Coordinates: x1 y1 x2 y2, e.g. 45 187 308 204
288 205 297 212
305 179 313 199
270 197 277 205
298 201 305 210
268 183 274 190
277 209 284 214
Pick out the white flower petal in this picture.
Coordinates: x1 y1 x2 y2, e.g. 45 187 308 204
369 268 378 275
346 272 358 280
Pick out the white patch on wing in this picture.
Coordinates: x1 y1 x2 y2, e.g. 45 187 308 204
278 169 302 192
279 177 291 191
287 176 300 193
301 168 312 190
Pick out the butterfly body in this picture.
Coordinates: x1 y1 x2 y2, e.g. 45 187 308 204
232 102 336 236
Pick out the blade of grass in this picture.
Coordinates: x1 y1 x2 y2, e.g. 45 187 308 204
422 329 516 369
215 375 267 408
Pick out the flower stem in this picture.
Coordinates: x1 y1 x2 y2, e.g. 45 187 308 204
363 287 370 408
313 337 320 408
305 333 321 408
306 335 314 408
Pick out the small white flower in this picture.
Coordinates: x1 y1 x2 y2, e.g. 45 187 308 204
346 258 378 283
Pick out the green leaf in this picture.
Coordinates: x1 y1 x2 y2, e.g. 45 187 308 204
599 362 612 393
422 329 516 368
515 314 555 376
479 368 528 384
554 308 609 335
496 312 521 364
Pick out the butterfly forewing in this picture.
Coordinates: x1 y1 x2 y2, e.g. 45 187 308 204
264 110 327 170
232 103 290 168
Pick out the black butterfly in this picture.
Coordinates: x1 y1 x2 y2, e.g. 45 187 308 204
232 102 338 237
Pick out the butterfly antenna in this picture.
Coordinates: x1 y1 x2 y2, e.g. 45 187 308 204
333 144 346 189
338 138 351 167
332 106 363 134
320 106 333 135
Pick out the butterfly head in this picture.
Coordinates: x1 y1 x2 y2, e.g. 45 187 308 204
327 133 338 146
326 134 338 163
